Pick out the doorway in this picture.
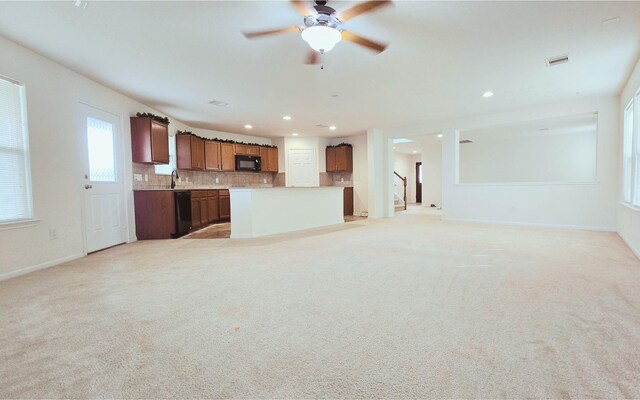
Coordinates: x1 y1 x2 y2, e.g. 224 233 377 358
80 104 126 253
416 161 422 203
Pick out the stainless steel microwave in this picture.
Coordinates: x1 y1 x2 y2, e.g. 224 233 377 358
235 155 261 172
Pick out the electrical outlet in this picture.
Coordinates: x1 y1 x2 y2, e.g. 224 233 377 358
49 228 58 240
144 174 148 182
133 174 143 182
215 177 219 184
341 177 344 183
263 178 267 184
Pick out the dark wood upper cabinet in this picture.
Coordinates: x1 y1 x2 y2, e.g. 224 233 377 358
130 117 169 164
220 143 235 171
235 144 260 156
177 134 205 170
205 141 222 171
326 147 336 172
259 147 279 173
326 145 352 172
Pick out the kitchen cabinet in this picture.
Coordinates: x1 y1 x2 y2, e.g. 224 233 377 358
134 190 175 239
326 145 353 173
177 134 205 170
343 187 354 216
208 191 219 222
260 147 279 173
191 190 213 228
204 141 222 171
219 189 230 221
135 189 229 239
130 117 169 164
235 144 260 156
220 143 236 171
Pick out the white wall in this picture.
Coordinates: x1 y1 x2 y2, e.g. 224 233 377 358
193 128 272 146
618 57 640 258
385 96 619 230
0 35 271 279
421 143 442 207
459 131 597 184
330 134 368 215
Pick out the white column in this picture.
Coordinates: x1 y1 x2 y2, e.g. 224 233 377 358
367 128 394 218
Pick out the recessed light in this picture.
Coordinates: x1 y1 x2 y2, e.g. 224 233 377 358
209 100 228 107
244 124 252 129
393 146 396 149
412 150 418 154
482 91 494 98
329 125 337 131
292 132 299 136
437 134 443 138
283 115 292 121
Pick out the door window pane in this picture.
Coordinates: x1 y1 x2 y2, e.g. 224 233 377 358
87 117 116 182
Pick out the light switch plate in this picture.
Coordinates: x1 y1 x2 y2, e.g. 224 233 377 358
134 174 143 182
144 174 148 182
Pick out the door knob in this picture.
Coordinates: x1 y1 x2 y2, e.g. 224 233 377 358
84 184 93 189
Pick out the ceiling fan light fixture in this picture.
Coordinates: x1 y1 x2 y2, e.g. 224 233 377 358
301 26 342 53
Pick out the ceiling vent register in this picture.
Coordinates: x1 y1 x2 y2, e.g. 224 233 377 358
546 54 569 67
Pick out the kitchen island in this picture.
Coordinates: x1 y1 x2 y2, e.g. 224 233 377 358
229 187 344 238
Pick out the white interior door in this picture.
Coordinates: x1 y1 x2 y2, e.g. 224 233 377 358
81 105 126 253
287 148 317 187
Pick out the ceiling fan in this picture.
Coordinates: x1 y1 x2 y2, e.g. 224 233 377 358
243 0 392 65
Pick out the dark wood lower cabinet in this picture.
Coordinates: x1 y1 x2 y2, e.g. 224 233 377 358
219 189 230 221
343 187 354 216
134 191 176 239
134 189 230 240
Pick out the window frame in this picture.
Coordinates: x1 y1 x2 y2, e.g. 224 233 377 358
623 100 634 204
623 91 640 208
0 74 34 225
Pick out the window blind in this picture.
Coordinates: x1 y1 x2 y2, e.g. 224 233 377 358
0 76 32 222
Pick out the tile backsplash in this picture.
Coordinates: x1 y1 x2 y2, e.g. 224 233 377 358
132 164 353 190
132 163 274 190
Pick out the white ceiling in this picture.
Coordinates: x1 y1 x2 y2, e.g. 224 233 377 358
393 133 441 154
1 1 639 138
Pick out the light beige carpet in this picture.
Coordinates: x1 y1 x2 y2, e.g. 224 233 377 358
1 208 640 398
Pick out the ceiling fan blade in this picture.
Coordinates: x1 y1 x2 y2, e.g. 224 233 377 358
341 30 387 53
304 50 320 65
243 26 300 39
290 0 315 16
336 0 392 23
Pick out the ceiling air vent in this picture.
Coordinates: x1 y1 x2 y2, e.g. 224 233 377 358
459 140 473 144
546 54 569 67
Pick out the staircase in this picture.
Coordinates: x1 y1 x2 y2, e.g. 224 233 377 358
393 171 407 212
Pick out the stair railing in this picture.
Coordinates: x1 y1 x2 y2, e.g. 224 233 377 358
393 171 407 211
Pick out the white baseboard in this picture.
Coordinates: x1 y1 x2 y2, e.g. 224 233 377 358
442 217 616 232
0 253 85 282
618 232 640 260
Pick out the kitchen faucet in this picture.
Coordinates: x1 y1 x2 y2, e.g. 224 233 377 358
170 169 179 189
